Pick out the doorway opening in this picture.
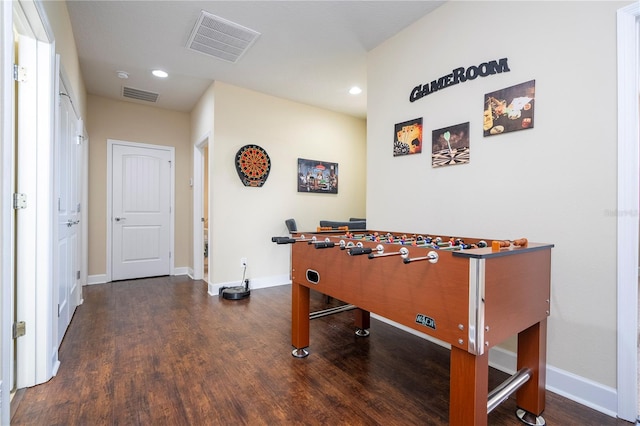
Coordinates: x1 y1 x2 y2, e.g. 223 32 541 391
203 145 209 282
192 135 209 284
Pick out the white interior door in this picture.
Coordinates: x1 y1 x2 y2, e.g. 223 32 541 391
13 0 56 389
56 76 81 346
111 142 172 281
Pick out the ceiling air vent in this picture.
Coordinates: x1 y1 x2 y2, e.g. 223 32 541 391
122 86 159 103
186 11 261 63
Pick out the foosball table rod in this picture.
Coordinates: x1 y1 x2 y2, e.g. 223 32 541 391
486 367 546 425
368 246 409 259
402 251 439 264
309 304 356 320
271 235 320 244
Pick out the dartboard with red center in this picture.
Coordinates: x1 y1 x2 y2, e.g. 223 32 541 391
235 144 271 187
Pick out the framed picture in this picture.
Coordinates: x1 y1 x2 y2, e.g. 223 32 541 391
393 117 423 156
483 80 535 137
298 158 338 194
432 122 470 168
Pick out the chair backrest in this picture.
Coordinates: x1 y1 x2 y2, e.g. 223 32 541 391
285 218 297 233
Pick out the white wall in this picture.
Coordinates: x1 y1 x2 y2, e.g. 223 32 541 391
367 0 627 394
194 81 367 287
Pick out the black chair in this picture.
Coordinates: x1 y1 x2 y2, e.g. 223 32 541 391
285 218 297 233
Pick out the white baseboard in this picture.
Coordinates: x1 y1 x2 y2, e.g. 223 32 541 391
370 314 617 419
208 274 290 297
173 266 188 276
87 274 107 285
88 266 191 286
545 363 617 418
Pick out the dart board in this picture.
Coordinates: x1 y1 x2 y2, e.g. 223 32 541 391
431 147 470 168
235 144 271 187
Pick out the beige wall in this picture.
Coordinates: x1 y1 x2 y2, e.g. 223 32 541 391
86 95 191 276
368 0 628 389
196 81 366 285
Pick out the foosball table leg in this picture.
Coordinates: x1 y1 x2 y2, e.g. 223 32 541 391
449 346 489 426
291 282 310 358
354 308 370 337
515 320 547 425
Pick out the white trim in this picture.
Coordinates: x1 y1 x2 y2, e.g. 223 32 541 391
370 313 620 418
0 1 14 423
87 274 108 285
208 274 290 297
617 2 640 422
89 267 191 286
546 365 617 418
173 266 189 276
488 345 617 418
106 139 176 282
12 0 57 389
192 134 209 281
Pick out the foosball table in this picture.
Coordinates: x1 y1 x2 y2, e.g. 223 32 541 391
273 230 553 426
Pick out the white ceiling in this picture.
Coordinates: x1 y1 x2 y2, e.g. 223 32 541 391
66 1 446 118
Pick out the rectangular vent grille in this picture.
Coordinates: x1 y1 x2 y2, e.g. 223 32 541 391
122 86 159 103
186 11 260 63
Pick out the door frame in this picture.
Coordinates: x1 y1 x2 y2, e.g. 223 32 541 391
616 2 640 422
12 0 58 391
192 133 209 282
1 1 14 423
106 139 176 282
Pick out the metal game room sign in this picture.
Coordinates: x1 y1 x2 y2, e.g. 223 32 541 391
409 57 510 103
415 313 436 330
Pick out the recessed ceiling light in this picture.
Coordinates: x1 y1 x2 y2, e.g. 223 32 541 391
152 70 169 78
116 71 129 79
349 86 362 95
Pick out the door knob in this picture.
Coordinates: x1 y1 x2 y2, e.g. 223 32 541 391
114 217 126 222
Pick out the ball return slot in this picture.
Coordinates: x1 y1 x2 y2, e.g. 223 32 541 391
272 238 357 332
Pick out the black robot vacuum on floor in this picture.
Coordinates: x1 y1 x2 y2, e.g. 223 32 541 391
219 264 250 300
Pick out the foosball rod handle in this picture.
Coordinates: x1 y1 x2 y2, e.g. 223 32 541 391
271 236 296 244
314 241 337 249
491 238 528 251
348 247 373 256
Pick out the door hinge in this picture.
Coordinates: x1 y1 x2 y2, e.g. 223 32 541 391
77 270 81 280
12 321 26 339
13 193 27 209
13 64 26 82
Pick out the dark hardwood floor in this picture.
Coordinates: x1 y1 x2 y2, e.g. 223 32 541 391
10 276 631 425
